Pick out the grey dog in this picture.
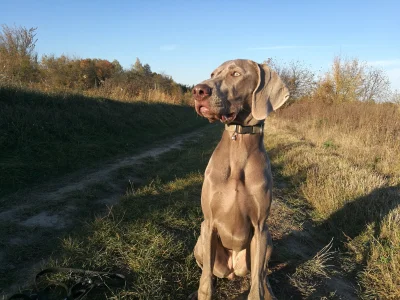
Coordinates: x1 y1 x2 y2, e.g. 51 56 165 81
191 59 289 300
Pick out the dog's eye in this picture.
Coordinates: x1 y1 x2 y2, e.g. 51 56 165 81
232 72 241 77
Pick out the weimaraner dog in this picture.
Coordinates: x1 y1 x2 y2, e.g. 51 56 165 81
191 59 289 300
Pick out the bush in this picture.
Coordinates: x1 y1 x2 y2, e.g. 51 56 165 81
0 25 39 83
313 56 391 103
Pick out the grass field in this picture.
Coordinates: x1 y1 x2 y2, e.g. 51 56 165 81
1 123 221 299
0 86 206 198
271 100 400 299
1 88 399 299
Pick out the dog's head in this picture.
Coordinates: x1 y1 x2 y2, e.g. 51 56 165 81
192 59 289 125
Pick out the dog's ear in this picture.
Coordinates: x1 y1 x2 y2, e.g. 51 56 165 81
251 62 290 120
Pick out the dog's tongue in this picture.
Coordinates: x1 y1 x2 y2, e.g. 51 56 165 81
221 115 229 122
220 114 236 123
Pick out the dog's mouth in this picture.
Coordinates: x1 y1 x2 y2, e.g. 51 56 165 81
197 105 237 123
219 112 237 123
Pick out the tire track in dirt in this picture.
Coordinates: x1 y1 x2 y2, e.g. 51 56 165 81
1 123 359 299
0 125 210 297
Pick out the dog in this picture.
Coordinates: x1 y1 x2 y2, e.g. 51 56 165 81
191 59 289 300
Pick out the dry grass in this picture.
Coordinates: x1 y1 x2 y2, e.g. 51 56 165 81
83 84 192 105
268 99 400 298
360 207 400 299
276 100 400 180
289 239 335 297
302 157 386 216
17 81 193 105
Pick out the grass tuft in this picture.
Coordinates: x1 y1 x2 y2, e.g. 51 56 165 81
289 239 335 297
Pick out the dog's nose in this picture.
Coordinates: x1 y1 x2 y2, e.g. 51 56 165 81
192 84 211 100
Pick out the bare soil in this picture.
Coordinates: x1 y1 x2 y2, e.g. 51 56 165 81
0 127 207 297
0 125 359 299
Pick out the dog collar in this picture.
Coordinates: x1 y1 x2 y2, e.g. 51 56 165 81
225 124 264 140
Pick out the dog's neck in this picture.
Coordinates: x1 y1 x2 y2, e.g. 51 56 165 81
225 123 263 141
222 124 265 149
218 125 266 173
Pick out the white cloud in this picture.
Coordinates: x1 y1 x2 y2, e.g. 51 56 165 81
367 59 400 67
247 45 303 50
160 44 177 51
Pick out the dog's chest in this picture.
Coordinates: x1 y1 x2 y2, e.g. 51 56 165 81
202 162 270 250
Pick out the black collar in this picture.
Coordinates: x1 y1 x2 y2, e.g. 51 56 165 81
225 123 264 134
225 124 264 140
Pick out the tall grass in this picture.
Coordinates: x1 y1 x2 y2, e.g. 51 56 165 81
83 84 192 105
268 100 400 298
0 85 205 198
276 100 400 179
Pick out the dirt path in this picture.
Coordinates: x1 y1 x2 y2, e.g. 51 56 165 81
1 123 359 299
0 126 209 297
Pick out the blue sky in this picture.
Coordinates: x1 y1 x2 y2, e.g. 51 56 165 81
1 0 399 89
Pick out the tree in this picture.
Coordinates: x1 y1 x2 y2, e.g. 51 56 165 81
331 56 363 102
133 57 144 73
0 24 39 82
143 63 152 76
359 67 390 102
111 59 123 74
266 59 316 100
94 59 114 83
40 54 81 89
79 58 97 88
318 56 391 103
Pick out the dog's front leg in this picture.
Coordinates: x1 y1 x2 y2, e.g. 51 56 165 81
248 223 274 300
198 219 217 300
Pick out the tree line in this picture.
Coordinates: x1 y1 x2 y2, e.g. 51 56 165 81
1 24 398 105
267 55 398 104
0 25 192 104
